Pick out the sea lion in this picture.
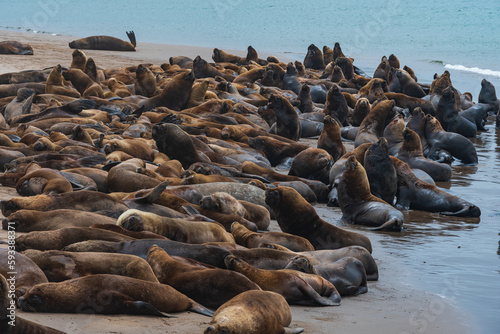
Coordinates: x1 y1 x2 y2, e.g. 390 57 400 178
478 79 500 113
16 168 73 196
354 99 396 147
68 31 136 51
436 86 477 138
0 249 48 299
424 114 478 165
45 64 81 98
0 274 65 334
134 64 157 97
247 135 309 167
350 97 370 126
147 245 260 309
62 68 104 98
139 70 195 111
429 70 452 95
231 222 314 252
268 94 301 141
334 57 355 80
18 274 213 317
285 255 368 296
23 250 158 282
317 115 346 162
363 138 397 204
0 41 33 55
392 157 480 217
265 186 373 252
396 128 452 182
384 92 436 115
2 209 116 232
338 156 403 231
383 113 405 156
288 148 333 184
303 44 325 70
225 256 341 306
2 88 36 124
204 290 304 334
396 68 425 98
324 83 349 126
117 209 235 244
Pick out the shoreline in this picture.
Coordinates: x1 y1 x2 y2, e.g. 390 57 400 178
0 29 479 333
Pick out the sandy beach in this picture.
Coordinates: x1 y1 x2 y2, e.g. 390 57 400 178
0 30 478 334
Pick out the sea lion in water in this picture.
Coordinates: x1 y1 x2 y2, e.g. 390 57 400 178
68 31 136 51
204 290 304 334
146 245 260 309
18 274 213 317
224 255 341 306
338 156 403 231
265 186 373 253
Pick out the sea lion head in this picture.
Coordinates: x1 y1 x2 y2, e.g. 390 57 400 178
117 211 145 232
264 187 281 208
286 62 297 75
223 255 243 270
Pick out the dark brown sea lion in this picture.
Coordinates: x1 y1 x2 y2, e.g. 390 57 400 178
383 113 405 156
350 97 370 126
396 128 452 182
429 70 452 95
2 209 116 232
2 88 36 124
0 41 33 55
392 157 480 216
354 99 395 147
303 44 325 70
436 86 477 138
247 135 309 167
288 148 333 184
265 186 373 252
139 70 195 111
68 31 136 51
147 245 260 309
0 249 48 299
384 92 436 115
231 222 314 252
204 290 304 334
0 274 65 334
478 78 500 113
23 250 158 282
225 255 341 306
268 95 301 141
396 68 425 98
335 57 355 80
363 138 397 204
16 168 73 196
18 274 214 317
317 115 346 162
338 156 403 231
285 255 367 296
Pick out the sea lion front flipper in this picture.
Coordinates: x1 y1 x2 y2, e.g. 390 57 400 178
189 302 214 317
284 328 305 334
133 181 169 204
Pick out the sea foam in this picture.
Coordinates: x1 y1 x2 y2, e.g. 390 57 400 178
444 64 500 78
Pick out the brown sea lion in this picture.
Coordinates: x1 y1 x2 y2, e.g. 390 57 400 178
62 68 104 98
0 274 65 334
90 223 168 240
69 49 87 70
354 99 395 147
429 70 452 95
335 57 355 80
23 250 158 282
225 255 341 306
288 148 333 184
268 94 301 141
204 290 304 334
45 64 81 98
363 138 397 204
338 156 403 231
358 78 386 103
383 113 405 156
317 115 346 162
324 83 349 126
396 128 452 182
350 97 370 126
18 274 214 317
385 92 436 115
147 245 260 309
265 186 373 252
285 255 368 296
16 168 73 196
134 64 157 97
0 41 33 55
396 68 425 98
68 31 136 51
392 157 480 217
231 222 314 252
139 70 195 111
436 86 477 138
247 135 309 167
303 44 325 70
117 209 234 244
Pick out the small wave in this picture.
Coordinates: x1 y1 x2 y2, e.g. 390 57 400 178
430 60 444 65
444 64 500 78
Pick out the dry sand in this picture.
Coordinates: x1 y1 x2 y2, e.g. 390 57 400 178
0 30 477 334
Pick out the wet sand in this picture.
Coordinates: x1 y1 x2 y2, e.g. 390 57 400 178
0 30 478 333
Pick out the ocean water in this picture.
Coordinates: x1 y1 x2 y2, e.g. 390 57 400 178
1 1 500 333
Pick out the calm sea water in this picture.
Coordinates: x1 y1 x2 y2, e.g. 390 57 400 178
1 1 500 333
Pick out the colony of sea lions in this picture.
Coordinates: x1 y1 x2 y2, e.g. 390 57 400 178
0 40 493 332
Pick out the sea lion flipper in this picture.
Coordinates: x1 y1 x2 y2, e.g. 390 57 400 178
189 302 214 317
133 181 169 204
126 31 136 47
182 204 200 216
284 328 305 334
21 92 35 115
125 300 176 318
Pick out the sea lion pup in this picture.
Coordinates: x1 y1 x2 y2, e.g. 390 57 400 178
350 97 370 126
14 227 135 251
0 274 65 334
0 40 33 55
68 31 136 51
204 290 304 334
303 44 325 70
23 249 158 282
396 128 452 182
117 209 235 244
139 70 195 111
225 255 341 306
424 114 478 165
265 186 373 252
383 114 405 156
338 156 403 231
391 157 480 217
18 274 213 317
0 191 129 218
231 222 314 252
285 255 367 296
268 94 301 141
15 168 73 196
317 115 346 162
354 99 396 147
152 123 210 169
62 68 104 98
2 209 116 232
288 148 333 184
364 138 397 204
436 86 477 138
45 64 81 98
0 249 48 299
147 245 260 309
199 192 271 231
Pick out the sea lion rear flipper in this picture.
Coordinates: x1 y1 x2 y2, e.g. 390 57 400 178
21 92 35 115
367 217 402 231
284 328 305 334
126 31 136 47
133 181 169 204
189 302 214 317
124 301 176 318
63 99 97 113
298 282 340 306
